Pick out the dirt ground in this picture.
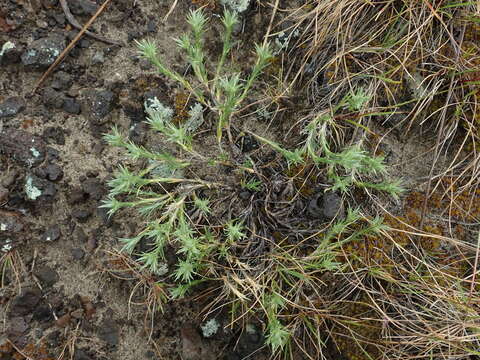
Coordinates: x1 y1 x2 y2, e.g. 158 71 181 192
0 0 271 359
1 0 479 360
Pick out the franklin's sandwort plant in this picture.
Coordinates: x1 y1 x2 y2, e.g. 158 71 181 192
136 8 273 145
101 9 408 360
102 91 404 358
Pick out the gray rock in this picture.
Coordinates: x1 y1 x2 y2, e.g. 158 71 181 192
73 349 91 360
44 163 63 181
81 89 116 124
52 12 66 26
42 225 61 241
21 34 66 68
307 191 344 220
0 97 26 118
322 192 344 220
71 248 85 260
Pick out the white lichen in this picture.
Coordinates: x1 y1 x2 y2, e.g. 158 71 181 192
144 96 174 126
155 262 169 276
0 41 15 57
26 49 37 58
273 29 300 55
245 323 257 334
30 147 41 158
0 223 6 231
185 103 204 133
407 72 428 98
257 107 272 121
25 176 42 200
201 318 220 338
220 0 251 13
1 239 12 253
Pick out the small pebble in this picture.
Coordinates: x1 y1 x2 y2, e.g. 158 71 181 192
71 248 85 260
42 225 61 241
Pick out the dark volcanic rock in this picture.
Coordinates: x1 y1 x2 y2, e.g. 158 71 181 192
181 325 204 360
34 163 63 181
98 318 119 346
81 178 105 200
72 208 91 223
63 97 81 114
21 34 66 68
74 348 92 360
0 129 46 168
67 0 97 16
0 97 26 118
44 163 64 181
71 248 85 260
235 324 264 359
0 186 8 203
51 71 73 90
1 170 18 187
32 304 53 323
7 316 29 338
43 126 66 145
74 226 88 243
43 87 65 109
10 287 42 317
68 187 87 205
81 89 116 124
34 265 59 287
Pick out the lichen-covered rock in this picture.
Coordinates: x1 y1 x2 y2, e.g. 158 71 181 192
21 34 65 68
220 0 251 13
0 97 26 118
0 41 22 65
0 210 25 234
0 129 46 168
24 174 56 201
81 89 116 124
